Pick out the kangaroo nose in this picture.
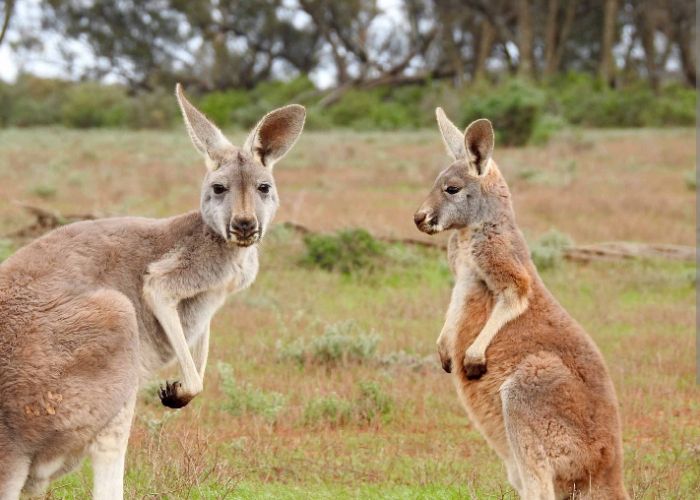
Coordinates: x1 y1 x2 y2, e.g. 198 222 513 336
414 211 427 227
231 215 257 238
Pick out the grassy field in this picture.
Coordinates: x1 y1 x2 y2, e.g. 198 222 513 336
0 127 697 499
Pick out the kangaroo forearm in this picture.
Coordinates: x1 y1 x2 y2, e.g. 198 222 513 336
144 287 202 393
469 292 528 354
192 323 210 380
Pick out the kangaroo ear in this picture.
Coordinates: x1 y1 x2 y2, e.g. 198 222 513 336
176 84 231 169
464 118 494 177
436 107 467 160
243 105 306 168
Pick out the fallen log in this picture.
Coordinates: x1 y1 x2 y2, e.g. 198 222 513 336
282 221 696 263
4 207 695 263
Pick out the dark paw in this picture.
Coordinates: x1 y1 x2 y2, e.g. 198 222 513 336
441 358 452 373
158 381 194 409
464 361 487 380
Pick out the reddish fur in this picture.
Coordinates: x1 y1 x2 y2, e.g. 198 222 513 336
448 165 629 499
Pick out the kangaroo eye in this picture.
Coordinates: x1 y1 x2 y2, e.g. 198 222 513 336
445 186 461 195
212 184 227 195
258 184 271 194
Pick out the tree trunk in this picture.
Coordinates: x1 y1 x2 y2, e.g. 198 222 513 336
599 0 618 86
474 20 495 83
0 0 15 47
516 0 534 79
549 0 580 74
639 3 661 93
544 0 560 75
677 30 697 87
437 9 464 88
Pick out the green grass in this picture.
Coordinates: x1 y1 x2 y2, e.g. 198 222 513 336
0 128 696 499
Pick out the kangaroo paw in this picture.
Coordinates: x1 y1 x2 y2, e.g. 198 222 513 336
158 380 195 409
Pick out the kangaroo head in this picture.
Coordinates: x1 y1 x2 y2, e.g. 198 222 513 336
176 84 305 247
414 108 507 235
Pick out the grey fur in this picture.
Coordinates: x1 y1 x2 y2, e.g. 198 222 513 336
0 85 306 500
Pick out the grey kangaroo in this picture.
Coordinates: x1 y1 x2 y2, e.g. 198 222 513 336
0 85 306 500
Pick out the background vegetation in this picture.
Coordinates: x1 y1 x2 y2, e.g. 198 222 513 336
0 0 696 498
0 0 696 144
0 127 695 499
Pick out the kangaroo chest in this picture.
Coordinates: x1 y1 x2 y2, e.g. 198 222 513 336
177 247 259 343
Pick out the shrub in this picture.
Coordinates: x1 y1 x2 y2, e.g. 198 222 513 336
461 79 549 146
684 170 697 190
302 228 387 274
328 88 420 130
302 381 393 427
303 391 354 427
123 89 179 129
277 320 380 368
530 230 574 271
551 76 697 128
355 381 393 423
2 75 70 127
217 361 286 421
0 238 15 263
198 90 250 128
61 82 128 128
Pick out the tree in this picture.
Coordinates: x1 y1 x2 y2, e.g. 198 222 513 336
543 0 581 75
0 0 14 48
599 0 618 85
666 0 696 87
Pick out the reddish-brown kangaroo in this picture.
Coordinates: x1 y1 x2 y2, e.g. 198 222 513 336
413 108 629 500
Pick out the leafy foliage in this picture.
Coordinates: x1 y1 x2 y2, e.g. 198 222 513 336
302 228 387 275
303 381 394 427
277 320 380 368
461 80 547 146
217 361 286 422
530 230 574 271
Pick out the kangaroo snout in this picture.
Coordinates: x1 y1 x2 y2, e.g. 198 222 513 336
230 215 258 241
414 209 438 234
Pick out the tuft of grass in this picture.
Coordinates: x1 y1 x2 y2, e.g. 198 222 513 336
277 320 380 368
530 229 574 271
684 169 697 190
302 381 394 428
32 184 58 198
0 238 14 263
303 391 354 427
355 381 394 424
301 228 387 274
217 361 286 422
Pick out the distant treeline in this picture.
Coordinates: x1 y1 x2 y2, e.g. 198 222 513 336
0 73 695 145
2 1 696 93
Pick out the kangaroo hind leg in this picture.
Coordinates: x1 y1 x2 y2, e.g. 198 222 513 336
500 352 580 500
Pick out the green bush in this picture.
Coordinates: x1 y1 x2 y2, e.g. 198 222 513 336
61 83 128 128
277 320 380 368
355 381 393 423
198 90 250 128
124 89 179 129
328 88 420 130
1 75 70 127
302 381 393 427
0 238 15 263
550 75 696 128
684 170 697 190
460 79 549 146
217 361 286 422
530 229 574 271
302 228 387 274
0 72 694 131
303 391 354 427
